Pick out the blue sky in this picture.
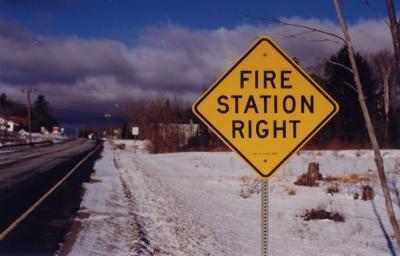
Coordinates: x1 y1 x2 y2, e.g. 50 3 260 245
0 0 388 44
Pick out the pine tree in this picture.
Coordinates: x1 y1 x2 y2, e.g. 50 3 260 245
324 47 379 145
33 95 58 131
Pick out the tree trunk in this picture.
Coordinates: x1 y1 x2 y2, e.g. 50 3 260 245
374 51 393 145
386 0 400 73
307 162 320 182
383 72 390 144
333 0 400 249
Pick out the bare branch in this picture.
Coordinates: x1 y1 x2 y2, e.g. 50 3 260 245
280 29 315 39
325 59 354 73
248 16 346 43
343 81 358 93
362 0 390 27
308 38 342 45
270 34 343 45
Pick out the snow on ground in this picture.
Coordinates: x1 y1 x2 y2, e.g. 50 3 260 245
68 140 400 255
28 132 68 143
65 141 143 256
0 132 68 147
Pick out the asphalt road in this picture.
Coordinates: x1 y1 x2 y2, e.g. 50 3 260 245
0 139 99 255
0 139 96 194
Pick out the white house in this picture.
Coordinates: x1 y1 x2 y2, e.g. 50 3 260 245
0 116 23 132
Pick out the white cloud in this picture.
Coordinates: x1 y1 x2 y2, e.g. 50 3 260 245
0 17 393 109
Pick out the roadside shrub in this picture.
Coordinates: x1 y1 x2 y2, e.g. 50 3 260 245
287 188 296 196
326 185 339 195
301 208 345 222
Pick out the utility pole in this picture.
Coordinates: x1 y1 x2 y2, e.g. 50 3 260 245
21 89 36 144
105 113 111 137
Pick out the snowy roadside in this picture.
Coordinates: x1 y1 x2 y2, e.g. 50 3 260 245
60 141 145 256
65 139 400 255
0 132 69 152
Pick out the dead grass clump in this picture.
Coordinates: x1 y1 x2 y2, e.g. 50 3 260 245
239 176 252 185
327 186 339 195
294 174 319 187
285 187 296 196
113 143 126 150
239 176 260 199
301 208 345 222
362 185 374 200
339 173 376 184
324 175 339 182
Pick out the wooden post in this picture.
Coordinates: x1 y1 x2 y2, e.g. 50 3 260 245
307 162 320 182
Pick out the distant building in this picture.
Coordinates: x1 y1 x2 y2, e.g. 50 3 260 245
0 116 27 132
52 126 60 134
159 122 199 144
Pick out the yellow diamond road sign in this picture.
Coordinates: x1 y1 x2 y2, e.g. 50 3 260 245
192 36 339 179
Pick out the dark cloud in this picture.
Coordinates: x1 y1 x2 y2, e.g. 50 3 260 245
0 20 134 86
0 17 392 118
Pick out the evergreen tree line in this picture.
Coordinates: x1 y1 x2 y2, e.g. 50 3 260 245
0 93 59 132
310 47 400 148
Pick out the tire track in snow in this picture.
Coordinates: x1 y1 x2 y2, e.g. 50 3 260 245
113 153 153 255
116 151 226 256
66 142 150 256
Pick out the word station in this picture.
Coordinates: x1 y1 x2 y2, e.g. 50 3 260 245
217 70 314 139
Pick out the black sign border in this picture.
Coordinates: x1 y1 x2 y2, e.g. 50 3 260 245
193 37 338 178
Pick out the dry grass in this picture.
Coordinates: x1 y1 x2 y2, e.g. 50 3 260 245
239 176 253 185
324 175 339 182
323 173 377 185
294 173 320 187
339 173 377 184
301 208 345 222
113 143 126 150
284 186 297 196
239 176 260 199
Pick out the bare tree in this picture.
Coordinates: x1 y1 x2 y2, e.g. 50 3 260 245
386 0 400 74
333 0 400 248
371 50 395 143
123 96 188 153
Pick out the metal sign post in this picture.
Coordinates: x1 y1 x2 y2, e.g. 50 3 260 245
192 35 338 256
261 180 268 256
132 127 139 153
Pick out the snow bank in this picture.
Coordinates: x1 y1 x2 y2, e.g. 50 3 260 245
29 132 68 143
69 140 400 255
